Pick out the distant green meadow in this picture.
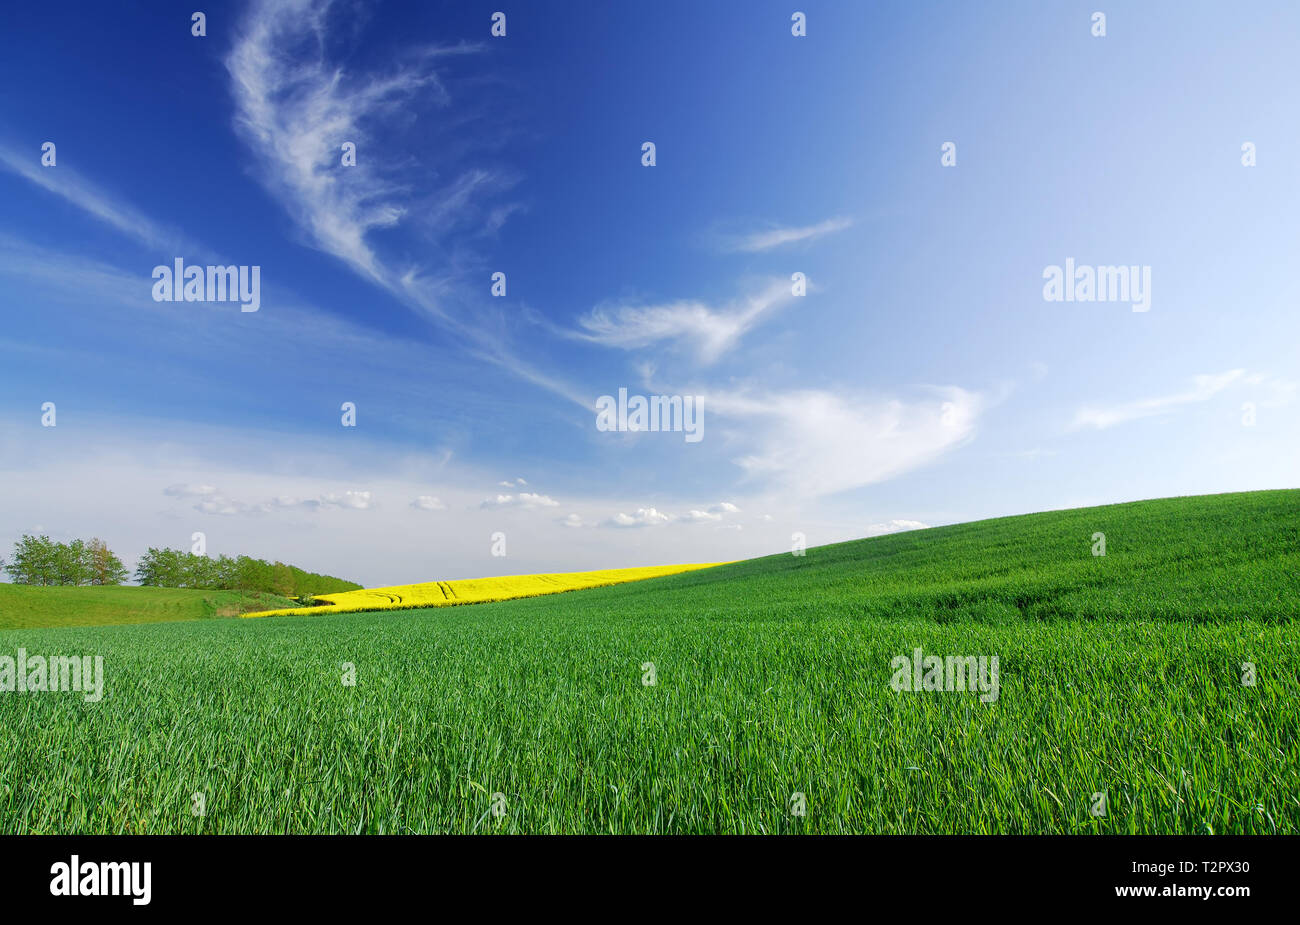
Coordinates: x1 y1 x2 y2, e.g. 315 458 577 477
0 584 296 630
0 490 1296 834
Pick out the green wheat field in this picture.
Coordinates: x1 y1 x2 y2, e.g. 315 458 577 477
0 489 1296 834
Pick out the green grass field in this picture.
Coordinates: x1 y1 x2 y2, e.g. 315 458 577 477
0 489 1296 834
0 584 297 630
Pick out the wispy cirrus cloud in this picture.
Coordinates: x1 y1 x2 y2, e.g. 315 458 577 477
718 216 853 253
1070 370 1245 431
225 0 487 286
572 278 796 364
0 144 198 253
224 0 590 409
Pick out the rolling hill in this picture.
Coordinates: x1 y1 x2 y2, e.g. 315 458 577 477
0 489 1295 834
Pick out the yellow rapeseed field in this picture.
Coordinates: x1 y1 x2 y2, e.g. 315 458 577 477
242 562 727 618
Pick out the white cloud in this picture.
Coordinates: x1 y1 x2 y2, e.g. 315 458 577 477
177 486 374 515
710 385 984 498
681 509 722 522
681 502 741 523
223 1 591 412
318 491 374 510
606 507 674 528
1070 370 1245 430
195 496 269 516
721 216 852 253
864 519 929 536
480 492 559 509
225 0 475 283
572 278 795 364
561 513 586 528
0 144 193 253
411 495 446 511
602 500 740 528
164 483 219 499
0 424 957 587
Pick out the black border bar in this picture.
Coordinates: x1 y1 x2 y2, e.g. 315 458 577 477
1 834 1291 912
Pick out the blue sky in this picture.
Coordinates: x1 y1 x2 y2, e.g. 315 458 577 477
2 0 1297 586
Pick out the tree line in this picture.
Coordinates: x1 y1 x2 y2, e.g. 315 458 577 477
0 536 128 586
133 546 361 597
2 535 360 598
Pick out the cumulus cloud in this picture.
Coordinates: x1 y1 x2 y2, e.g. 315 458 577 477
681 503 741 523
411 495 446 511
171 485 374 515
864 519 929 536
315 491 374 510
603 501 739 528
480 492 559 509
606 507 674 528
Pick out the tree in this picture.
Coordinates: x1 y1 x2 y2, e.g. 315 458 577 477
53 539 91 586
136 547 185 587
270 561 295 597
4 535 59 585
86 538 128 586
184 553 219 589
3 535 107 585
